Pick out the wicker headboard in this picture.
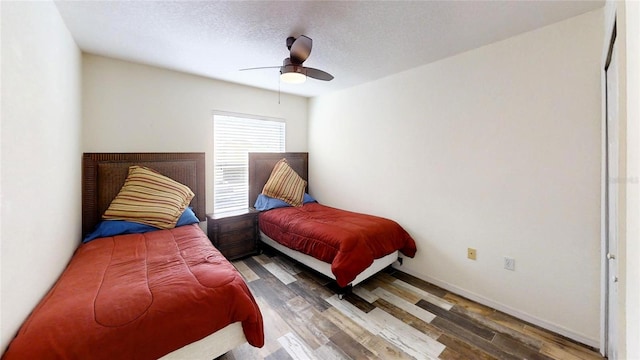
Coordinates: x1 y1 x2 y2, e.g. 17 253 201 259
248 152 308 208
82 153 206 236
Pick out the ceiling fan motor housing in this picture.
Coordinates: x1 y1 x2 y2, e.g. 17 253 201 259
281 58 305 75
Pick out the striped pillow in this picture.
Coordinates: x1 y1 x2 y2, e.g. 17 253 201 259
102 166 195 229
262 159 306 207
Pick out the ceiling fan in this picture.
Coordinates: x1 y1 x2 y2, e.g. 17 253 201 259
240 35 334 84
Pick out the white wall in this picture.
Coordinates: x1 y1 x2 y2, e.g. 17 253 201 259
0 1 82 352
82 55 308 213
309 9 603 345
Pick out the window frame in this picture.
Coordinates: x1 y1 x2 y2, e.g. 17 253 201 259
212 111 286 213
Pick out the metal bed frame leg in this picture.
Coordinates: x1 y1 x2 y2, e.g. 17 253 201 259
337 284 353 300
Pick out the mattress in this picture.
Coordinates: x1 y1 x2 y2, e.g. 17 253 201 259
259 202 417 287
2 224 264 359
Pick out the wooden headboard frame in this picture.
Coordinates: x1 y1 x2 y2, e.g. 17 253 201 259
248 152 308 208
82 153 206 236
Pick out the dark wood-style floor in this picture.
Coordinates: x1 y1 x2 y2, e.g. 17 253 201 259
220 250 605 360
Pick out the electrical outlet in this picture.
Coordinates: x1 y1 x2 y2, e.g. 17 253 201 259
467 248 477 260
504 257 515 271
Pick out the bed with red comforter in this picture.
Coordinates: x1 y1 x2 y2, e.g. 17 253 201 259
259 202 417 287
2 224 264 360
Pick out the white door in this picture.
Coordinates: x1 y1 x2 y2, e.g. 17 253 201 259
605 32 619 359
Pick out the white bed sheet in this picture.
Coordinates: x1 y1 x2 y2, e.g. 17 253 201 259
260 231 399 287
159 322 246 360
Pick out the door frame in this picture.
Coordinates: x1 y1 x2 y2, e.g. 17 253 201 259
601 17 618 358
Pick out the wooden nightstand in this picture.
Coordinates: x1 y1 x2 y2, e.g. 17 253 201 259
206 208 259 260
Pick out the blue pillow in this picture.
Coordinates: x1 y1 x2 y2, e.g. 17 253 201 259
303 193 317 204
83 208 200 243
255 193 318 211
254 194 290 211
176 207 200 227
82 221 156 243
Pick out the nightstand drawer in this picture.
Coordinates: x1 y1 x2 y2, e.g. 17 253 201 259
218 228 255 245
218 218 254 233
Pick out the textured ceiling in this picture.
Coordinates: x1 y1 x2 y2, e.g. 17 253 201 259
54 1 604 98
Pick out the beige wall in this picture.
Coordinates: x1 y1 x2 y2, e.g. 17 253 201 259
0 1 82 352
82 54 309 213
309 9 603 345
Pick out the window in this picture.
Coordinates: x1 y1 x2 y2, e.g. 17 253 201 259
213 114 285 213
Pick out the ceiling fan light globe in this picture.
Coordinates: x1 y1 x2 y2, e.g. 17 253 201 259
280 71 306 84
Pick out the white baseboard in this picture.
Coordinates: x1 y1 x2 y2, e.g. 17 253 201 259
392 264 600 349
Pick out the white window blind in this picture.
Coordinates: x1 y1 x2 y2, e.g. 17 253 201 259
213 114 285 213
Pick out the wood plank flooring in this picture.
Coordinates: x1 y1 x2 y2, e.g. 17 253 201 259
220 251 604 360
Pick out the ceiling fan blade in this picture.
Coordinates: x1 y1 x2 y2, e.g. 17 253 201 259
290 35 312 64
239 66 280 71
304 67 334 81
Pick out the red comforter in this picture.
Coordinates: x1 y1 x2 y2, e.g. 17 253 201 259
259 203 417 287
3 224 264 360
